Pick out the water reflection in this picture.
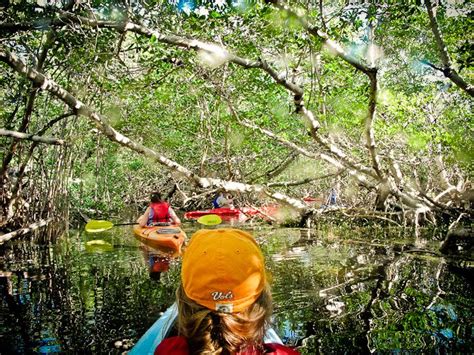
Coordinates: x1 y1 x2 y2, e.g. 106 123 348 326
267 227 473 353
0 229 181 353
0 225 472 353
139 243 174 282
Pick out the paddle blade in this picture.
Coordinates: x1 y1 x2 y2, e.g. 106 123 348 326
197 214 222 226
85 220 114 233
85 240 113 253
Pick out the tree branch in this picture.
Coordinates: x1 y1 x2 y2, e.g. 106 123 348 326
8 12 369 183
0 218 53 244
267 170 345 187
3 12 312 119
0 46 308 211
223 95 376 189
424 0 474 96
365 69 383 179
250 151 299 183
263 2 389 179
267 0 374 75
0 128 65 145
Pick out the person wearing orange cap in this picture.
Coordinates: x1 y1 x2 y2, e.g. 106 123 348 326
154 228 299 355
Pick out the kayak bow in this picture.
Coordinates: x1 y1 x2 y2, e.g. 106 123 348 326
133 225 186 254
129 303 284 354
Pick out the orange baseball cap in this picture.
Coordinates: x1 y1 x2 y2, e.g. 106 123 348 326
181 228 266 313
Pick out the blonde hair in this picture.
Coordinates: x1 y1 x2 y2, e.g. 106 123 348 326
176 284 273 354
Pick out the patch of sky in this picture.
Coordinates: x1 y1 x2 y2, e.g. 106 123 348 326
232 0 249 11
413 60 447 84
170 0 248 17
445 0 472 17
195 5 209 17
94 5 126 21
174 0 195 15
196 43 229 68
346 42 368 59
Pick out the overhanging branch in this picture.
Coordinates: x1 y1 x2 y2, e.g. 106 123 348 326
267 0 374 75
0 218 53 244
424 0 474 97
0 46 308 211
0 128 65 145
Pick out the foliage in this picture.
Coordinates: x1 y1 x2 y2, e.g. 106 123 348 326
0 0 472 226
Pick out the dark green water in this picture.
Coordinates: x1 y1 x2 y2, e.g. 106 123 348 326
0 224 472 354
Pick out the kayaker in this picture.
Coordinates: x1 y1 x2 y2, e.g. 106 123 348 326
137 192 181 226
154 228 300 355
213 190 234 209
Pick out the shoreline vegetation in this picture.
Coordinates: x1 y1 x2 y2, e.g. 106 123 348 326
1 2 472 249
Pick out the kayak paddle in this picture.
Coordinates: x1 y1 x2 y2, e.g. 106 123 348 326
86 213 222 233
85 219 137 233
196 214 222 226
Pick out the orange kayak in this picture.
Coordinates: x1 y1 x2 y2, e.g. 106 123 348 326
133 225 186 254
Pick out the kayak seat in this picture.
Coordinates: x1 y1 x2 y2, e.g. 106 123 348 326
157 228 181 234
151 222 171 226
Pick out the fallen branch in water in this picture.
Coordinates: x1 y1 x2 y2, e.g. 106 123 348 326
0 218 53 245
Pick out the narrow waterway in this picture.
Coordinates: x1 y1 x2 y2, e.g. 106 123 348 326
0 223 472 353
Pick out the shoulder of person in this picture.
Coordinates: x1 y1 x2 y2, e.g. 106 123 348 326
262 343 300 354
155 338 299 355
238 343 300 355
155 336 188 355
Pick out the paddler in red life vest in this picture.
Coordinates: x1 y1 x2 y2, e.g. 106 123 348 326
137 192 181 227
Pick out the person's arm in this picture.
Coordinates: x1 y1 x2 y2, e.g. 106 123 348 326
137 207 151 227
226 195 234 208
169 207 181 225
216 196 226 207
219 195 234 208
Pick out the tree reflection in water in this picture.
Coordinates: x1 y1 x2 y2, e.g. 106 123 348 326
0 225 472 353
269 227 473 353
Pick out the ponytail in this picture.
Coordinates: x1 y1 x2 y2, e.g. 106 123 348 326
176 285 273 354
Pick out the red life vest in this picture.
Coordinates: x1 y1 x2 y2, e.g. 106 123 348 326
154 336 300 355
148 202 170 224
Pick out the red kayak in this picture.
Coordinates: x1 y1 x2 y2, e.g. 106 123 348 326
184 207 243 220
184 205 280 222
240 205 280 222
